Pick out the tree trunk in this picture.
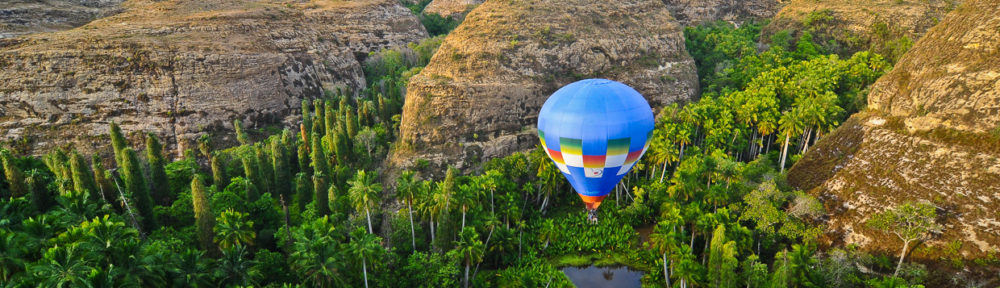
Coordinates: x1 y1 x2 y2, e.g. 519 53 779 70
280 195 293 252
801 127 813 154
894 240 910 277
408 200 416 252
464 262 470 288
473 225 494 281
362 253 369 288
430 216 436 246
664 252 671 288
690 229 696 250
660 160 669 183
461 207 467 231
540 194 550 213
780 132 791 173
365 205 373 234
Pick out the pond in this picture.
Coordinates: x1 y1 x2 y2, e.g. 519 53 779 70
562 265 644 288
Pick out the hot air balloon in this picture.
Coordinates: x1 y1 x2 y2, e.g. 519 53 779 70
537 79 655 223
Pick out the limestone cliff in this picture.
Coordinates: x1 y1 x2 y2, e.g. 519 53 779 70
660 0 788 26
423 0 482 19
788 0 1000 260
0 0 124 38
394 0 699 171
764 0 959 56
0 0 427 156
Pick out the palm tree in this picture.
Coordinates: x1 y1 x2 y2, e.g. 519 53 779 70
417 181 442 247
214 209 256 250
535 159 561 213
455 227 485 288
537 219 557 251
0 229 26 282
650 206 682 288
672 245 701 288
778 108 803 173
396 171 420 251
348 170 382 234
479 170 502 217
216 244 260 286
349 227 382 288
29 243 94 287
454 183 479 231
173 249 214 288
290 216 347 288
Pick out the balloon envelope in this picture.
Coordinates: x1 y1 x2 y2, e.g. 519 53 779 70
537 79 654 210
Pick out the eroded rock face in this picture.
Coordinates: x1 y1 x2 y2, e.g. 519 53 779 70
0 0 427 156
788 0 1000 260
0 0 125 38
764 0 959 53
394 0 699 171
423 0 482 19
867 1 999 133
660 0 788 26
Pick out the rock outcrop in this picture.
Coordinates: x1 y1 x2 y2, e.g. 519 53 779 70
423 0 482 19
394 0 699 171
660 0 788 26
0 0 124 38
763 0 959 55
0 0 427 156
788 0 1000 260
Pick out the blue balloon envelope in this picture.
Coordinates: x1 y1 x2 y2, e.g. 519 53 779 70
537 79 654 211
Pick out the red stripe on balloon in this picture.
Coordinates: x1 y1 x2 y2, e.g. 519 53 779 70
582 155 606 168
625 149 643 163
547 148 564 163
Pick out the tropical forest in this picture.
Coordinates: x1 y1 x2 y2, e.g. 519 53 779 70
0 0 997 287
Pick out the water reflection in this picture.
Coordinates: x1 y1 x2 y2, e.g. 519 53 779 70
562 265 644 288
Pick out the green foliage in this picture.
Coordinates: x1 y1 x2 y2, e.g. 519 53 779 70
191 175 216 254
396 251 461 287
421 13 460 37
146 134 172 205
214 209 255 250
210 154 227 190
348 170 382 234
121 148 157 231
234 119 249 146
1 150 28 199
109 121 127 165
68 151 98 203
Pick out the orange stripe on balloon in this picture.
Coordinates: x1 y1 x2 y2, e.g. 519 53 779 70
578 194 606 209
582 155 606 168
547 148 564 163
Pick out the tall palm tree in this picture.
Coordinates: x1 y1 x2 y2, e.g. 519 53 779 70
290 216 347 288
778 108 803 173
396 171 420 251
648 221 677 288
455 227 485 288
535 159 561 213
214 209 255 250
479 170 502 217
348 170 382 234
417 181 441 247
349 228 382 288
454 184 479 231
